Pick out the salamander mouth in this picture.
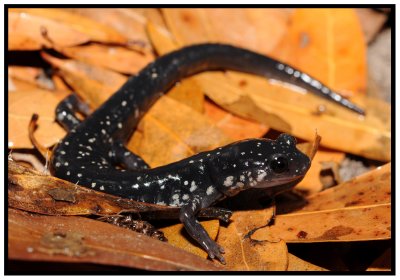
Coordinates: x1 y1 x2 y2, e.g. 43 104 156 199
254 174 304 189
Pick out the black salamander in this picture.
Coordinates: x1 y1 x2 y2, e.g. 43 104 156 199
50 44 363 263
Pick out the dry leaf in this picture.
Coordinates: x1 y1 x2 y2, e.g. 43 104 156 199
8 160 178 218
166 76 205 113
162 8 291 54
8 10 90 50
42 52 128 108
204 101 269 141
295 149 346 194
67 8 153 51
287 253 328 271
161 220 220 259
8 208 223 271
11 8 127 45
271 8 366 96
56 44 154 74
8 89 68 149
252 204 391 242
297 163 391 212
128 96 231 167
217 207 289 271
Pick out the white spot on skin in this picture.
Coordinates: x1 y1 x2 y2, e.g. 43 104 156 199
190 181 197 192
182 194 189 200
60 151 66 155
100 186 105 191
257 171 267 182
206 186 214 195
240 175 245 182
157 201 166 206
236 182 244 188
244 162 249 166
223 176 234 187
258 153 262 156
88 138 96 143
160 185 165 190
117 123 122 129
184 181 188 186
55 162 61 167
132 184 139 189
189 160 194 164
241 152 245 155
233 164 236 167
64 141 69 145
77 173 82 177
121 100 127 106
124 152 130 156
172 194 179 200
66 171 70 176
106 121 110 125
64 162 69 166
101 129 106 135
144 182 151 187
91 182 96 188
168 174 181 181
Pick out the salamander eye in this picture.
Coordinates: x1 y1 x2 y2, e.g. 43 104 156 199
270 155 288 174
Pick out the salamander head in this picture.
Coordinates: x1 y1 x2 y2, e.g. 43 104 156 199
210 133 311 197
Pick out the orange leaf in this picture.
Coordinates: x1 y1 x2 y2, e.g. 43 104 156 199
8 10 90 50
271 8 366 96
162 8 291 54
11 8 127 45
252 204 391 242
217 207 289 270
42 52 127 108
297 163 391 212
56 44 154 75
161 220 220 259
8 89 68 149
128 96 231 167
204 101 269 141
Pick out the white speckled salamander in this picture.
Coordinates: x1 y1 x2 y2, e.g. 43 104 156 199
50 44 363 263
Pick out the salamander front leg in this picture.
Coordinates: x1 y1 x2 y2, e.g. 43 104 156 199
180 201 226 264
55 93 91 131
111 141 150 170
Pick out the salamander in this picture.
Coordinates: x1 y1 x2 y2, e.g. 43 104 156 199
49 43 363 263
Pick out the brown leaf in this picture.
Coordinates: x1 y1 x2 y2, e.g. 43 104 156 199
8 160 178 218
217 208 289 270
287 253 328 271
271 8 366 96
204 101 269 141
42 52 128 108
56 44 154 75
162 8 291 54
252 204 391 242
8 10 90 50
161 220 220 259
295 149 345 194
128 96 231 167
11 8 127 45
8 208 223 271
296 163 391 212
8 89 68 149
67 8 153 51
9 66 55 90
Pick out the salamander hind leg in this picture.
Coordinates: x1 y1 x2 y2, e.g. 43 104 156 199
55 93 91 131
179 200 226 264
